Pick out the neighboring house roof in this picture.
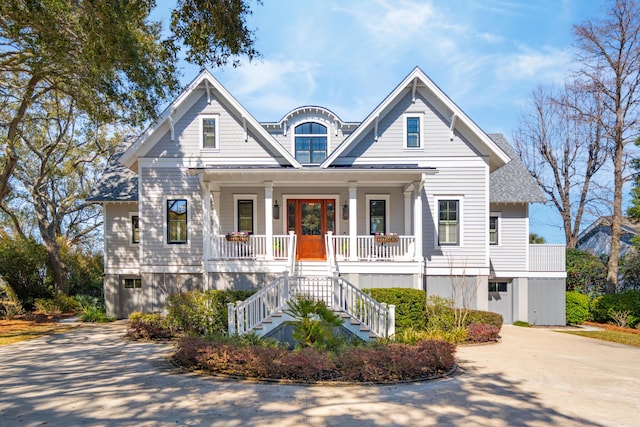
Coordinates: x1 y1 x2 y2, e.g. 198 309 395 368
488 133 546 204
87 144 138 202
577 216 640 256
321 67 511 169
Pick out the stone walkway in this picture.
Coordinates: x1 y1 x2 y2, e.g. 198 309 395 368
0 322 638 426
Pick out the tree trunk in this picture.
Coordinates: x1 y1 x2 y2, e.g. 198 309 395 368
607 137 624 293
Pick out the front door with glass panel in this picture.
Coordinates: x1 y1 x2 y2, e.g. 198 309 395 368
287 199 335 260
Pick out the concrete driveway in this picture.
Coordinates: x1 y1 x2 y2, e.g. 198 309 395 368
0 322 638 427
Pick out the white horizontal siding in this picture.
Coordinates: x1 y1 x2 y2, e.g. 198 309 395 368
490 203 528 272
145 93 281 162
139 167 203 267
341 90 477 162
104 202 140 271
423 164 488 269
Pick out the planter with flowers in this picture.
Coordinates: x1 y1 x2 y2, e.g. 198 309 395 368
374 232 399 244
225 231 250 242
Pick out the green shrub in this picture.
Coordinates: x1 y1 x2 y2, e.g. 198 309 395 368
566 249 606 295
166 290 257 336
591 290 640 327
566 291 591 325
79 305 114 323
0 236 54 310
466 309 503 329
127 312 173 340
284 296 344 350
34 294 80 314
364 288 427 332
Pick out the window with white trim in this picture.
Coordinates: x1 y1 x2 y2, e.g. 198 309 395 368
489 215 499 245
131 214 140 244
167 199 188 244
124 278 142 289
488 282 507 292
237 200 254 234
295 122 327 164
233 195 257 234
366 195 390 234
404 113 423 149
438 199 459 245
200 115 219 150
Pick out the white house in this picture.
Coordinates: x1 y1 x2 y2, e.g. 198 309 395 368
89 67 567 329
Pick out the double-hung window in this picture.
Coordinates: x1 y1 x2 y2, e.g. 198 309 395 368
167 199 187 244
131 215 140 244
489 215 499 245
366 195 390 235
237 199 254 234
438 200 459 245
404 114 423 149
201 115 219 150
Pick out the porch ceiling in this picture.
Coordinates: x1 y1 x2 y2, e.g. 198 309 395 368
189 166 437 186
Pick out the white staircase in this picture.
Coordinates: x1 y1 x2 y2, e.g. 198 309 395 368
227 273 395 341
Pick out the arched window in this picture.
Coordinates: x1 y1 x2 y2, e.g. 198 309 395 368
295 122 327 164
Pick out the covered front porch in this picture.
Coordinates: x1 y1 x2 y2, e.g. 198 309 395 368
194 167 430 277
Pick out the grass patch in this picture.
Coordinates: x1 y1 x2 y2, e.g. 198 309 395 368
560 330 640 347
0 319 79 345
513 321 530 327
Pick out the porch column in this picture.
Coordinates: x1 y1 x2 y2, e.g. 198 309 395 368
201 178 212 263
349 181 358 261
264 181 274 260
211 185 221 258
404 189 412 236
413 180 423 262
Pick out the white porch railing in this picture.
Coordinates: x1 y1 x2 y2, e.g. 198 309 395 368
529 244 566 272
228 273 395 339
327 234 416 261
212 233 295 261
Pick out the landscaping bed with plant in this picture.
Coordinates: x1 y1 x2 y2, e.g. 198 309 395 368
126 288 503 383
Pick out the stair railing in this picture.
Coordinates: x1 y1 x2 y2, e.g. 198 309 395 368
228 272 290 335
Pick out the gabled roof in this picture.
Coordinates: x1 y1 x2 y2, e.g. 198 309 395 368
489 133 546 203
118 69 301 169
321 66 511 168
87 142 138 202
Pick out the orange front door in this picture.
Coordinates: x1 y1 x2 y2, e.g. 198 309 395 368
288 199 335 260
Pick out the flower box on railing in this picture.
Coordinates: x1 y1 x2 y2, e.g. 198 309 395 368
374 233 399 244
225 232 250 242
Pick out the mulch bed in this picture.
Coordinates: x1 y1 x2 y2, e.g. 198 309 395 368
582 321 640 335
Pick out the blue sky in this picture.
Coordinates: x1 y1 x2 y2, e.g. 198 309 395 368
154 0 606 243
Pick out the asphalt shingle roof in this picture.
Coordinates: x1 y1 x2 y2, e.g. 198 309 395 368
86 144 138 202
488 133 546 204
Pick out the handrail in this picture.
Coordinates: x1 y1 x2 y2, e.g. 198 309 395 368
228 273 395 338
328 234 415 261
228 273 290 335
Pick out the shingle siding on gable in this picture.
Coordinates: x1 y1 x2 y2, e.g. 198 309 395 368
145 92 282 163
139 167 203 267
337 91 478 164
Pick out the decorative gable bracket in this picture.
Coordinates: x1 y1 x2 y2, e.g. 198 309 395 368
449 113 458 141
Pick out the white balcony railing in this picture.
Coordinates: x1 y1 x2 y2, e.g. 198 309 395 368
212 234 295 261
328 234 416 261
529 244 566 272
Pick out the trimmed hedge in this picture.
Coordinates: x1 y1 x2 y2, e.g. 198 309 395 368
173 336 456 382
363 288 427 332
591 290 640 327
566 291 590 325
465 309 503 329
